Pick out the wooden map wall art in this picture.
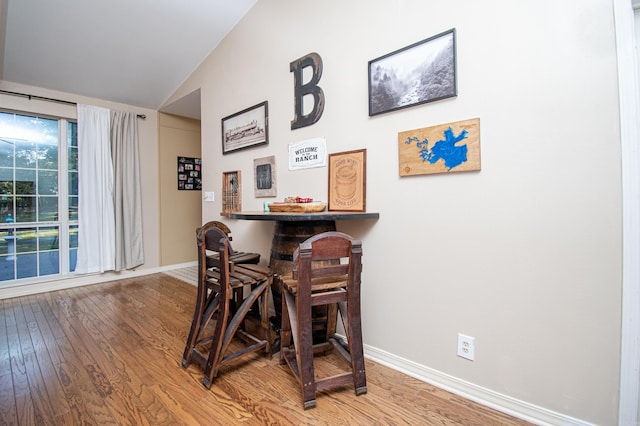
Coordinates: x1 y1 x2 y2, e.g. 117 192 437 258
398 117 480 177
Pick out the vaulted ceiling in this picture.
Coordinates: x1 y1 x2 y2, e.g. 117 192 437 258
0 0 257 119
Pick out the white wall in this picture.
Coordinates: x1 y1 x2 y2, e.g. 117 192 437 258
165 0 622 424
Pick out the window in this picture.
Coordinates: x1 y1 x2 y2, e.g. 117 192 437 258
0 111 78 283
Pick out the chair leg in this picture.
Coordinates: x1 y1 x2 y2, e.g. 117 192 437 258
182 297 203 367
346 291 367 395
203 295 230 388
295 293 317 409
182 286 213 367
279 285 291 365
325 303 338 341
261 279 273 357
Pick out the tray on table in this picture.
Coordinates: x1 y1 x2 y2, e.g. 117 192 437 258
267 202 326 213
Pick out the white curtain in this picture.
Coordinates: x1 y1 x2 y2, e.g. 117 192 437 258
75 104 115 274
111 110 144 270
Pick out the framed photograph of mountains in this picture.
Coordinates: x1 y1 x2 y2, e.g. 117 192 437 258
368 28 457 116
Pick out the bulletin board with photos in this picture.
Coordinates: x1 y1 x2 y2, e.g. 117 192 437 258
177 156 202 190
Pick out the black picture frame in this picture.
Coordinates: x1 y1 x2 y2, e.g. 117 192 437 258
254 155 277 197
368 29 457 116
221 101 268 154
177 156 201 190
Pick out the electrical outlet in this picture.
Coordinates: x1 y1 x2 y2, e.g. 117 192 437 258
457 333 475 361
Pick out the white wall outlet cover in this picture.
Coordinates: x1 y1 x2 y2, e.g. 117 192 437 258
457 333 475 361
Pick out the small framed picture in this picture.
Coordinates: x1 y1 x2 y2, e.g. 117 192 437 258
254 155 277 197
221 101 268 154
177 156 201 190
222 170 241 215
368 29 457 116
328 149 366 212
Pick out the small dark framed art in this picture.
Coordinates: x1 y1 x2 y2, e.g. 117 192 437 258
221 101 268 154
368 28 457 116
254 155 277 197
177 156 201 190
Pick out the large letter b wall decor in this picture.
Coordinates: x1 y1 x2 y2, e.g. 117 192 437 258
290 52 325 130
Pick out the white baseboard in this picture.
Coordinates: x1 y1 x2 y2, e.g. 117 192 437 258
363 344 595 426
0 261 197 300
1 267 594 426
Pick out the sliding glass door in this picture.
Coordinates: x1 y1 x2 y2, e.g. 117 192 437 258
0 111 78 283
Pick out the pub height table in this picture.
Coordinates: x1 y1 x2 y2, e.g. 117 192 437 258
228 210 380 344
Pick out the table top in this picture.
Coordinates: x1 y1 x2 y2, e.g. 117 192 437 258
228 211 380 222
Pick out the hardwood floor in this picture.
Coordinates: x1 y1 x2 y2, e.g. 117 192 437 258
0 274 532 425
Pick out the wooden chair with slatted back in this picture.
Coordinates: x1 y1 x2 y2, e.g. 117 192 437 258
207 220 261 265
181 223 272 388
182 221 258 368
279 231 367 409
205 221 262 326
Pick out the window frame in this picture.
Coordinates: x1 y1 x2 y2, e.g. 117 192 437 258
0 108 78 284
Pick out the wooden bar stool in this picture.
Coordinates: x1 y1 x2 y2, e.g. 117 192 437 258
279 231 367 409
181 223 272 388
205 221 262 331
206 221 261 266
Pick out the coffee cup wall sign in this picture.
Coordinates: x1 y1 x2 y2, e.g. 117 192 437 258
328 149 366 212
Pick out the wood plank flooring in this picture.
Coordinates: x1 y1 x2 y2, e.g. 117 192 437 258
0 273 533 425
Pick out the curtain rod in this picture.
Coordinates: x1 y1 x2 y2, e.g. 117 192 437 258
0 89 147 119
